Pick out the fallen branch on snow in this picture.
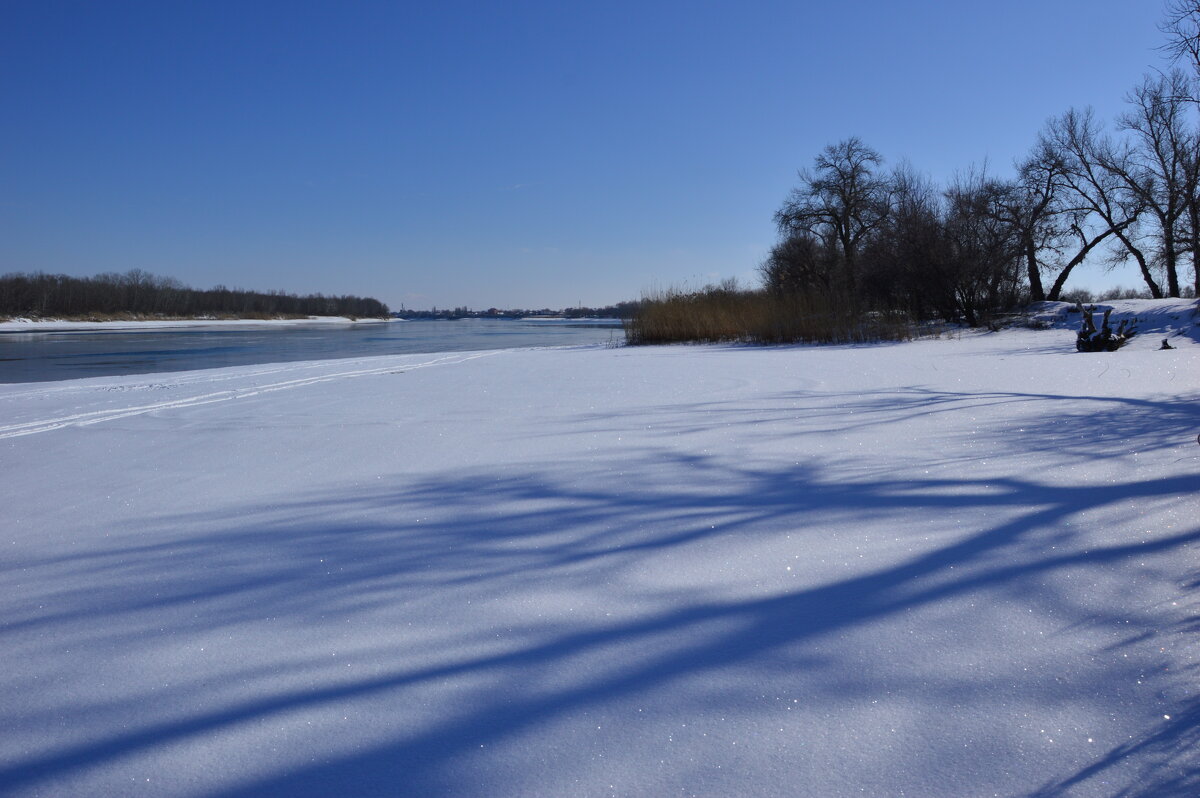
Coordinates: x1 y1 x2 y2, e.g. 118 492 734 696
1076 304 1137 352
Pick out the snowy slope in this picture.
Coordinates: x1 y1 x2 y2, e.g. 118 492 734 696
1 304 1198 797
1023 298 1198 346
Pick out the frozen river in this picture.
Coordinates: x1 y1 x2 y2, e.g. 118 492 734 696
0 318 624 383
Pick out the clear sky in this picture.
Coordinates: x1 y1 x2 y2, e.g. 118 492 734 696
0 1 1176 310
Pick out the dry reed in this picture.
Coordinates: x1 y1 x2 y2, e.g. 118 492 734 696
624 287 915 346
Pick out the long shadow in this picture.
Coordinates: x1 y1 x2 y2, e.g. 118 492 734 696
3 376 1200 795
1029 552 1200 797
2 452 1198 794
564 386 1200 464
1032 695 1200 797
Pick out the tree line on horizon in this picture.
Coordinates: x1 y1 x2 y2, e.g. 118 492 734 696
0 270 389 320
393 301 641 320
761 1 1200 326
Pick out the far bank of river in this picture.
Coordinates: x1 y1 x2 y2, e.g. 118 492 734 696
0 318 624 383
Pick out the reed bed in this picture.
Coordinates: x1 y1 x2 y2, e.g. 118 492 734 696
624 287 916 346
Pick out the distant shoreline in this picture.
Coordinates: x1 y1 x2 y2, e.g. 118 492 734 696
0 315 393 334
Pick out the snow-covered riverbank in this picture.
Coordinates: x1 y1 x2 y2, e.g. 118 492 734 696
2 301 1198 796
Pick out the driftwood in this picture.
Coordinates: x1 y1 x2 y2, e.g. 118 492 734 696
1075 303 1137 352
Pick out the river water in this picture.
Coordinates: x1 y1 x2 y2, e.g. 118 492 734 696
0 318 626 383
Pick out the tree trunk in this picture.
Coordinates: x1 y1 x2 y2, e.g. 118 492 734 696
1047 224 1124 301
1025 238 1045 301
1165 245 1182 297
1114 229 1164 298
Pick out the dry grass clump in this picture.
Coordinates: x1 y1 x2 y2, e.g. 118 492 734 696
624 286 915 346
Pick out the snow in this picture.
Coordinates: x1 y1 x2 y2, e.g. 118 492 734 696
1 300 1198 796
1024 299 1199 343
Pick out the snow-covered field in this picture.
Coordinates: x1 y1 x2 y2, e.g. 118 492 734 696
2 301 1198 797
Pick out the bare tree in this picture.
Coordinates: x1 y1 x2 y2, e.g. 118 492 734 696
1010 112 1152 299
1161 0 1200 82
860 164 957 319
1100 72 1198 297
774 138 891 291
942 169 1024 325
981 143 1068 302
1041 109 1158 296
1160 4 1200 295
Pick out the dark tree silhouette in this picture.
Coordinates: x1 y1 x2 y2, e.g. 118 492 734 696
0 271 389 319
774 138 891 292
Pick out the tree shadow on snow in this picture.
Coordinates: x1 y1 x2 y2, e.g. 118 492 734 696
1 390 1199 796
566 385 1200 465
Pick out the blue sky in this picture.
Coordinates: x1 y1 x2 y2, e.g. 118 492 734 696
0 1 1174 309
